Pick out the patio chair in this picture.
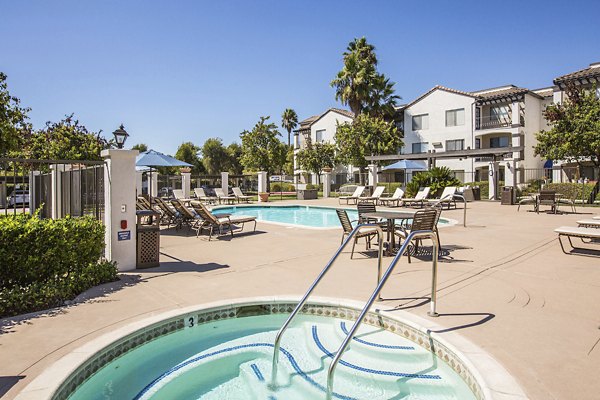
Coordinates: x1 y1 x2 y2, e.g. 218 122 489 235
554 226 600 256
379 188 405 207
517 195 537 212
427 186 457 209
232 187 253 203
170 199 199 229
194 187 217 204
338 186 365 205
402 187 431 208
359 186 386 205
538 190 557 214
153 197 180 227
395 206 442 263
214 188 237 204
556 194 577 214
190 201 257 240
172 189 185 200
336 209 381 259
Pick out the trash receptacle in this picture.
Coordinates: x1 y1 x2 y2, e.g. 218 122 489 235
472 186 481 201
501 186 514 205
136 209 160 268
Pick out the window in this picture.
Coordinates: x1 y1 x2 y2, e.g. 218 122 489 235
411 114 429 130
446 139 464 151
490 105 510 122
475 138 481 149
445 108 465 127
315 129 325 143
412 142 428 154
489 136 509 148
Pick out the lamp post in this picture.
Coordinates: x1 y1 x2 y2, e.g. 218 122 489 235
113 124 129 149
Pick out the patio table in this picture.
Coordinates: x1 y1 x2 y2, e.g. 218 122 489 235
363 210 416 256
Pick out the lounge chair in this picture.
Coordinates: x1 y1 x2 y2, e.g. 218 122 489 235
395 206 442 263
136 196 152 210
336 209 381 259
338 186 365 205
517 195 537 212
594 216 600 220
577 219 600 228
232 187 253 203
170 199 199 229
214 188 237 204
554 226 600 256
402 187 431 208
427 186 457 209
359 186 386 204
194 187 217 204
190 201 257 240
154 197 180 227
556 194 577 214
172 189 186 200
379 188 405 207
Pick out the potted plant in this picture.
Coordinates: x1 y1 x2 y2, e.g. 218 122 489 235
258 192 270 202
179 167 191 173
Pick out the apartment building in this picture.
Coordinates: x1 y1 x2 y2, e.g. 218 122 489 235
400 84 550 184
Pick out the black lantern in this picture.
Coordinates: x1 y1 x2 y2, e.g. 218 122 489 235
113 124 129 149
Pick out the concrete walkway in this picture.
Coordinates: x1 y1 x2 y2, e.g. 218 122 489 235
1 200 599 399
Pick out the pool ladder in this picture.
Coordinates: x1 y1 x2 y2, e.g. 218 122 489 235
270 223 440 400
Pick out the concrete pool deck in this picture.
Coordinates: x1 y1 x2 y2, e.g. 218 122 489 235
1 199 599 399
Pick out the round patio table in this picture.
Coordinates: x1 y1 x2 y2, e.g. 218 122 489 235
363 210 417 256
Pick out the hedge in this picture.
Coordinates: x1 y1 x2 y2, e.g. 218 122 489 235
542 182 596 202
0 215 118 317
270 182 295 192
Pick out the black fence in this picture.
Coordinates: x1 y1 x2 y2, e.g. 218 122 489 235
0 158 105 220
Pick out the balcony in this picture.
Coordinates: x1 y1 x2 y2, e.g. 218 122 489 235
475 114 524 130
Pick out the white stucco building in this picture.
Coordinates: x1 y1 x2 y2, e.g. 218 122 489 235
293 108 354 184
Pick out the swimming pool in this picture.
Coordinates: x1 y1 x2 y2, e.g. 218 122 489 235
55 300 484 400
212 205 449 229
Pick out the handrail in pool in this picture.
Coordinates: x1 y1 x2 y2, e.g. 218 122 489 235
325 229 440 400
270 223 384 387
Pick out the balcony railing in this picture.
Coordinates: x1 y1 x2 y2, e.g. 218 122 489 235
475 115 524 130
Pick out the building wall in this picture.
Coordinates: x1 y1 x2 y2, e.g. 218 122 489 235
521 93 545 170
403 89 476 180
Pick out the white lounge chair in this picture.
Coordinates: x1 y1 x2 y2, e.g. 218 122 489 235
428 186 457 209
194 188 217 204
576 219 600 228
214 188 237 204
554 226 600 256
232 187 252 203
338 186 365 205
379 188 404 207
172 189 185 200
593 216 600 220
402 187 431 208
359 186 386 204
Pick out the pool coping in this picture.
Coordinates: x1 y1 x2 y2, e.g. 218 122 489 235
210 203 458 230
15 296 525 400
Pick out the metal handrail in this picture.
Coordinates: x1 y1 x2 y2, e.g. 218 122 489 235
325 229 439 400
270 223 384 386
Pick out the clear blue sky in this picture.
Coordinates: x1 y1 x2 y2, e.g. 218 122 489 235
2 0 599 155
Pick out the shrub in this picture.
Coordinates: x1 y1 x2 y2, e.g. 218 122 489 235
0 215 118 317
270 182 295 192
405 166 461 197
305 183 321 190
543 182 596 202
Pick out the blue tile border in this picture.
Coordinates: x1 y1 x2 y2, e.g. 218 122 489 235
250 363 265 382
339 321 415 350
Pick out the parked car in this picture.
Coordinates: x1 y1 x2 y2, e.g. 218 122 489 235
7 190 30 207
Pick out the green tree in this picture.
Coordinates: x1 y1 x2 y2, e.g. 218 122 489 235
240 116 286 188
535 84 600 178
24 114 108 160
201 138 230 175
330 37 400 120
175 141 204 173
0 72 31 156
281 108 298 147
335 113 402 184
131 143 148 152
227 142 244 174
296 142 336 184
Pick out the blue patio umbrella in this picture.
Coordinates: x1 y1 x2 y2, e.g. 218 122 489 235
382 160 428 185
135 150 192 199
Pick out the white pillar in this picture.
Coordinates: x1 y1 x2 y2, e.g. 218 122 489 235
257 171 268 201
181 171 191 199
511 101 520 126
102 149 138 272
488 161 499 200
221 171 229 194
135 171 143 197
368 164 378 187
552 166 563 183
50 164 65 219
322 171 331 198
149 172 158 198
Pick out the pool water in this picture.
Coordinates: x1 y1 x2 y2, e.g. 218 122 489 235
69 314 477 400
213 205 448 229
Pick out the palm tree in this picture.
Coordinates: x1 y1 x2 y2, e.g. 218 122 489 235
281 108 298 147
363 74 401 122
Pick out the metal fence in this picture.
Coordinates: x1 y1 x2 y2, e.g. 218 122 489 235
0 158 105 220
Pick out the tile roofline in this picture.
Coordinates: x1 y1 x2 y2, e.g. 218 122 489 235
404 85 477 109
294 108 354 132
471 84 518 95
